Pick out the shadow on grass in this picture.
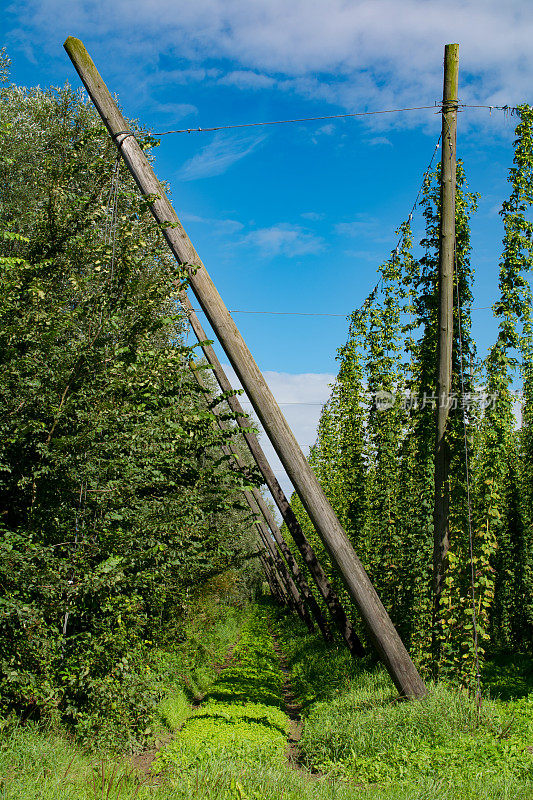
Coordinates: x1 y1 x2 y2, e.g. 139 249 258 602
483 652 533 701
204 685 282 706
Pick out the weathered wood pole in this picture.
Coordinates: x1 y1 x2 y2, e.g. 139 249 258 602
182 298 360 654
185 355 312 627
433 43 459 659
191 364 327 636
259 552 285 604
259 547 290 606
247 486 332 640
64 37 425 699
254 503 315 629
255 519 309 621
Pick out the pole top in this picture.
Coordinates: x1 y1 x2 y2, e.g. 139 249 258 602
443 44 459 102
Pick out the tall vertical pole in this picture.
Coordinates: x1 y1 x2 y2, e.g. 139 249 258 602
64 37 425 699
433 43 459 660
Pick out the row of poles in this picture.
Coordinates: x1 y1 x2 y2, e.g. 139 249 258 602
63 37 459 700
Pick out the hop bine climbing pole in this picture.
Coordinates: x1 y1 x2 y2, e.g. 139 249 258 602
433 43 459 663
64 36 426 699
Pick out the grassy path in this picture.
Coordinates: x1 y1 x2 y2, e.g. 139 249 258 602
3 602 533 799
270 631 304 768
154 605 292 780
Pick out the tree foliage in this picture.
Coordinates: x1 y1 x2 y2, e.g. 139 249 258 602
0 72 262 740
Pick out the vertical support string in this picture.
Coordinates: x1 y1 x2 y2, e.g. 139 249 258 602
454 248 482 710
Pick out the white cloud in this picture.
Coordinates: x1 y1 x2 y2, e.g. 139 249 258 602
309 122 337 143
7 1 533 125
335 213 387 240
217 70 276 89
180 212 208 223
214 219 245 234
150 101 198 118
220 364 334 503
181 212 244 233
241 223 324 257
149 67 222 86
178 133 266 180
367 136 393 147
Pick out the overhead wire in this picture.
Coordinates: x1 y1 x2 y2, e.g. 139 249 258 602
152 103 519 136
158 101 508 326
154 105 439 135
172 103 514 464
184 305 494 317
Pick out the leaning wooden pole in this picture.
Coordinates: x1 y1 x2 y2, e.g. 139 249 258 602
259 552 285 604
191 363 333 641
267 550 295 609
182 298 361 655
247 486 334 641
255 520 308 622
433 43 459 661
259 546 290 606
64 37 425 699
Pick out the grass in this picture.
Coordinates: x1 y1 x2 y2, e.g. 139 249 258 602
301 677 533 784
2 717 532 800
150 598 247 732
1 600 533 799
270 607 533 796
0 722 147 799
154 604 289 775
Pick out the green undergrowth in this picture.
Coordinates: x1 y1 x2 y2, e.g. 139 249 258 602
270 604 376 710
152 598 246 735
155 603 289 775
482 652 533 702
3 603 533 799
270 609 533 795
1 720 533 800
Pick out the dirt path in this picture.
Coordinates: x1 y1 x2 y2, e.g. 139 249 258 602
133 617 310 783
271 639 304 768
191 634 240 708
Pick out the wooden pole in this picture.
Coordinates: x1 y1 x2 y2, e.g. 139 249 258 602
247 485 333 640
186 353 313 626
259 552 285 603
183 300 361 654
226 452 314 626
64 37 425 699
260 546 290 606
255 519 307 620
191 362 333 641
433 43 459 660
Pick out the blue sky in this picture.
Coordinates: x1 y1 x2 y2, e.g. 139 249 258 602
3 1 532 494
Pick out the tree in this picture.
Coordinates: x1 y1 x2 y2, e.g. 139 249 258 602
0 70 259 739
